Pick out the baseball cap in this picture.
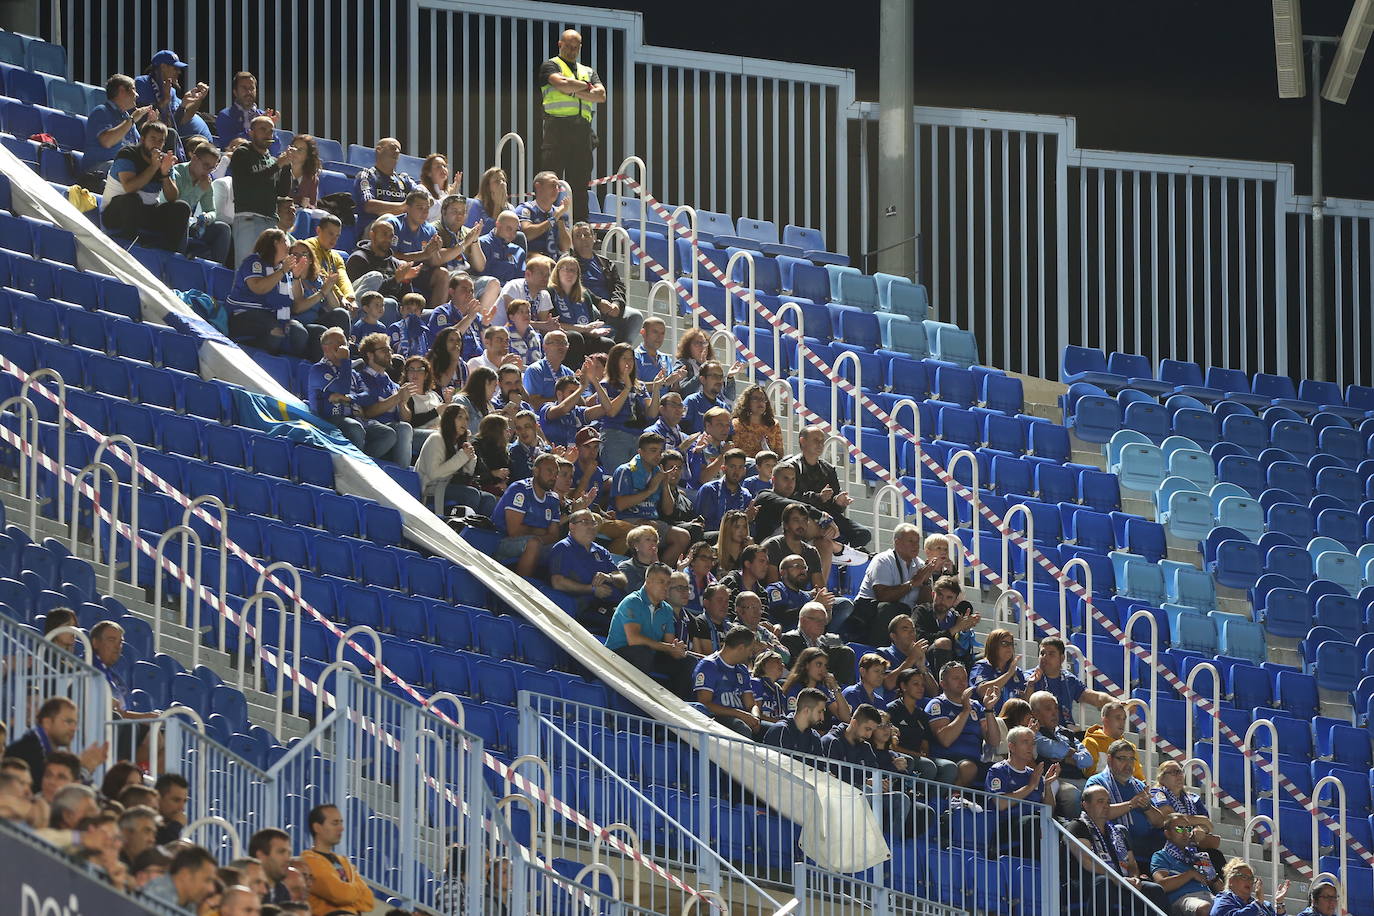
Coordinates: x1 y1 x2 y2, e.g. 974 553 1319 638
574 426 601 447
150 50 188 69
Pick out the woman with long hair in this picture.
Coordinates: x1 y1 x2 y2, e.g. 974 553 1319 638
730 384 783 458
420 153 463 218
452 366 497 437
673 327 711 397
286 134 322 208
432 194 486 274
287 239 350 359
415 403 495 516
467 166 513 235
680 540 717 614
968 627 1026 714
590 341 673 471
716 509 752 574
224 228 309 356
404 355 444 457
425 326 466 399
472 413 511 493
100 760 144 800
782 646 852 727
548 254 613 365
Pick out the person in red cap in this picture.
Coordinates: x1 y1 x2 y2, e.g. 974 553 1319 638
135 49 212 144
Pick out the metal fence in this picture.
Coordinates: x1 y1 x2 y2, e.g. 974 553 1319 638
519 690 1163 916
0 611 109 757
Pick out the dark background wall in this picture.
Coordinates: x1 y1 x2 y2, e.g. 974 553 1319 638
550 0 1374 201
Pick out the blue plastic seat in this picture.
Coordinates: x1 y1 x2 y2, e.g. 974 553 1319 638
1315 551 1362 596
1123 401 1169 444
26 40 65 76
836 310 880 350
782 224 848 265
1161 490 1213 540
1317 507 1362 550
1172 408 1220 451
1167 565 1217 614
1078 470 1120 513
834 272 879 311
1061 345 1121 387
1215 495 1264 542
1313 640 1361 692
1167 448 1217 491
1027 422 1070 463
1267 461 1313 501
1212 539 1263 590
1316 466 1363 508
1109 442 1163 495
1120 557 1167 606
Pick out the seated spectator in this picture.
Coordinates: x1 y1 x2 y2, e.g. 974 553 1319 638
681 541 718 614
143 843 219 912
353 333 415 464
472 414 512 492
1298 882 1338 916
913 574 980 673
286 135 322 209
353 137 419 238
682 361 737 434
548 255 615 365
689 583 733 656
385 189 450 305
1149 760 1224 872
657 449 705 543
645 391 689 452
496 255 558 332
40 751 81 803
730 384 783 458
452 366 497 437
516 170 572 259
467 324 523 377
781 601 858 689
821 704 922 834
0 768 63 845
507 410 546 482
420 154 463 218
1068 784 1172 916
505 298 543 364
135 50 210 141
433 194 487 278
693 626 761 737
99 120 191 253
82 74 156 189
275 195 300 240
611 432 692 560
1028 689 1092 818
307 329 398 459
1213 860 1289 916
672 327 712 398
347 220 423 324
130 847 172 890
1083 701 1142 778
523 330 579 411
301 804 375 915
987 725 1059 855
926 661 996 782
492 451 562 576
842 653 889 711
780 425 872 549
426 327 466 401
751 462 822 542
765 553 854 635
50 781 98 830
153 773 189 843
1149 813 1222 916
416 404 494 516
230 116 299 268
782 646 851 726
42 606 79 652
388 292 435 361
100 759 143 802
1087 739 1167 863
350 289 389 344
733 590 789 662
742 450 778 497
761 685 827 753
540 373 602 447
634 318 675 384
761 505 831 590
428 270 500 348
468 166 515 235
215 71 278 144
721 543 771 607
715 509 752 575
694 448 753 535
969 628 1027 713
751 651 788 723
604 562 693 695
491 363 532 418
593 342 673 471
885 667 962 784
301 214 358 315
479 211 528 288
853 524 951 643
685 407 734 489
249 826 294 904
618 525 660 594
1025 636 1112 731
163 141 231 264
664 571 695 643
288 241 351 359
570 221 643 344
569 426 606 505
4 696 107 785
548 508 628 631
875 614 936 695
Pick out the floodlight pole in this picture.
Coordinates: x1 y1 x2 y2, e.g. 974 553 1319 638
877 0 917 279
1309 37 1328 382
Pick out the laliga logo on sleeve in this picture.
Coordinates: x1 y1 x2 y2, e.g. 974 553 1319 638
21 885 80 916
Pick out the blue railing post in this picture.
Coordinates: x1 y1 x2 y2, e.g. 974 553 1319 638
517 690 537 759
1040 806 1062 916
462 730 487 916
397 701 419 902
694 730 720 892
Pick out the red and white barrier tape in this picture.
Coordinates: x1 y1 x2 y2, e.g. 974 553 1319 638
593 172 1361 878
0 358 726 909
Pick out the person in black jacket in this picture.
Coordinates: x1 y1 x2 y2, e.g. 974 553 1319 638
779 426 872 549
3 697 108 785
912 574 981 674
760 687 828 755
571 222 644 344
345 219 424 325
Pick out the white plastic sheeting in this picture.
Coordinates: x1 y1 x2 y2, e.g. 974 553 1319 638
1 146 887 874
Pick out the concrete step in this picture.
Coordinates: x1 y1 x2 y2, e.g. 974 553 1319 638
1121 495 1155 519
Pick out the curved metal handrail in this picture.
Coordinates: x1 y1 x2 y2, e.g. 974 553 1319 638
1181 757 1215 812
1001 503 1035 635
1183 661 1221 810
494 132 527 208
1243 813 1280 906
614 156 650 280
1312 773 1347 915
69 461 118 593
573 861 621 906
681 889 727 914
143 704 207 783
183 814 243 860
91 435 140 587
763 378 795 446
591 822 643 908
20 368 66 524
44 625 92 661
889 398 924 541
944 449 981 584
828 350 862 489
991 589 1027 647
1058 557 1093 650
423 691 466 729
180 495 230 652
254 561 304 719
315 660 361 714
1122 608 1159 775
1122 698 1154 758
151 525 203 666
336 625 383 688
723 250 758 385
506 755 555 865
667 204 700 307
1243 719 1280 823
238 590 289 737
0 395 39 534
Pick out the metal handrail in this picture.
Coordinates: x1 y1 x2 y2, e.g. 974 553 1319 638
336 624 383 688
592 822 643 908
1002 503 1035 635
991 589 1027 647
723 250 758 385
764 378 795 446
183 495 229 652
1059 557 1092 650
1243 719 1280 820
44 624 91 661
1312 774 1347 915
888 397 924 541
69 461 118 594
0 395 38 534
253 561 303 719
238 590 288 737
151 525 203 667
666 204 700 308
315 660 361 714
183 814 243 860
505 755 555 865
829 349 862 488
1122 608 1158 775
1243 813 1280 907
20 368 65 524
494 132 527 208
681 889 727 915
144 705 207 784
944 449 981 584
613 156 649 281
598 225 634 291
1181 757 1216 814
1183 661 1221 811
91 434 140 587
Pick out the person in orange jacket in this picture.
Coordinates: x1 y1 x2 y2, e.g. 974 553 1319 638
299 803 374 915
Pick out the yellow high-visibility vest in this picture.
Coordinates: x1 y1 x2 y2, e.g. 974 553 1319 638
541 56 595 123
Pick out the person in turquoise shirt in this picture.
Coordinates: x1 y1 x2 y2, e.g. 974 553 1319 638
163 141 231 264
604 563 693 696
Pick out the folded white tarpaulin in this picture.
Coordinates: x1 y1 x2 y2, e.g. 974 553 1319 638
1 148 888 874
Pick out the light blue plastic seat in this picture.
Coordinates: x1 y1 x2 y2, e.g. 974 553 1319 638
1207 482 1250 508
1120 556 1167 605
1115 443 1166 495
1155 474 1201 510
1167 448 1217 491
1314 551 1362 596
1106 429 1152 469
1167 565 1218 613
1216 495 1265 542
1218 616 1267 665
1161 490 1214 540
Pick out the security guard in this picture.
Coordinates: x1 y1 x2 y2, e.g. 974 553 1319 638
538 29 605 223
